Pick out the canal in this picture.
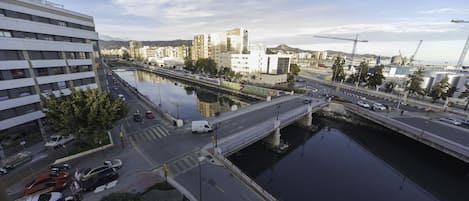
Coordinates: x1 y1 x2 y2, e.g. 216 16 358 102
116 69 469 201
114 70 255 120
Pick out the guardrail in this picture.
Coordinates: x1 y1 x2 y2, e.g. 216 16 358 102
212 153 278 201
344 104 469 163
303 76 468 117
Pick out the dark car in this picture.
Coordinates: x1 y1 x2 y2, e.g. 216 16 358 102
79 168 118 192
133 112 142 122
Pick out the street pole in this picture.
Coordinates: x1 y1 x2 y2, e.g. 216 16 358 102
276 104 280 121
198 156 205 201
158 84 162 107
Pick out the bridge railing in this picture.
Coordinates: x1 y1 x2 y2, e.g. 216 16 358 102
213 153 278 201
345 104 469 162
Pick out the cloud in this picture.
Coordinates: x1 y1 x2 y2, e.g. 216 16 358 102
418 8 461 14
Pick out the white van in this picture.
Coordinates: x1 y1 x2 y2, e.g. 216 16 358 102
191 120 213 133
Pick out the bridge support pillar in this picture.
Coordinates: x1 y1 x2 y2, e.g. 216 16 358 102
264 120 281 148
297 105 313 128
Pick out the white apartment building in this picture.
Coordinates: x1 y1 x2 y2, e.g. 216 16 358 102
224 44 291 75
0 0 103 156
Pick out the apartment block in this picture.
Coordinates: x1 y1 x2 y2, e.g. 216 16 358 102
0 0 103 156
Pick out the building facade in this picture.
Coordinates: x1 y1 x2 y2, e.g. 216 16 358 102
0 0 103 157
129 40 142 60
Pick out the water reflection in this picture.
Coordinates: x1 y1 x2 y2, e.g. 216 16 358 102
115 70 253 120
230 119 469 201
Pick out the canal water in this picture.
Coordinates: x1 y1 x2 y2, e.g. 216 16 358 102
114 70 255 120
116 69 469 201
230 118 469 201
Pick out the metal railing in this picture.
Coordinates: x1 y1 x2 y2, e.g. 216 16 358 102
345 104 469 162
213 153 278 201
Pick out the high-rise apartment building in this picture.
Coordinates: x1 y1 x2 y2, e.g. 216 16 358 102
0 0 103 157
191 28 249 66
192 34 209 61
129 40 142 60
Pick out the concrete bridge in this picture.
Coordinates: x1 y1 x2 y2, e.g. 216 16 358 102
172 95 328 201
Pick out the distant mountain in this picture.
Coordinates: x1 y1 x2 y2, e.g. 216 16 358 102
267 44 390 60
99 40 192 49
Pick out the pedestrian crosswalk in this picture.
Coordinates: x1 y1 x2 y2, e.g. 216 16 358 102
128 125 171 143
167 153 200 176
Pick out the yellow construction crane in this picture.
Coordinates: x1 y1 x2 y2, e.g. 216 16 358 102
314 34 368 67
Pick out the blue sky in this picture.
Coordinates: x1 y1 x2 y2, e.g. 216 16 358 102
55 0 469 65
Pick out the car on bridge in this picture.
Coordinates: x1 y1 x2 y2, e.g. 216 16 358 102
439 117 462 126
357 101 370 108
372 103 386 111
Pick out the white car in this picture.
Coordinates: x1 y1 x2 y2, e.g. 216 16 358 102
439 118 462 126
26 192 62 201
0 167 7 175
104 159 123 169
372 103 386 111
357 101 370 108
117 94 126 101
45 134 74 148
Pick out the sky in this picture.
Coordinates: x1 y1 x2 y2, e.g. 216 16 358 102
54 0 469 65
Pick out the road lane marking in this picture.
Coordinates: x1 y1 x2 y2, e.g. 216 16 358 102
215 185 225 193
156 127 168 136
160 126 169 134
143 131 153 141
147 129 158 140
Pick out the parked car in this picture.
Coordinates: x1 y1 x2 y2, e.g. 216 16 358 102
104 159 123 169
117 94 125 101
0 167 7 175
3 151 32 169
372 103 386 111
50 163 71 173
24 173 69 195
78 168 119 192
145 111 155 119
439 117 462 126
1 134 23 146
75 165 115 181
303 99 312 104
457 118 469 125
45 134 74 149
357 101 370 108
26 192 63 201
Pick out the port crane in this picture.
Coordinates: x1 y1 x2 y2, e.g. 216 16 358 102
408 40 423 65
314 34 368 67
451 19 469 68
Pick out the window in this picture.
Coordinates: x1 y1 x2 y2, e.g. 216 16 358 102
57 21 67 27
71 38 85 43
5 10 31 20
40 84 52 93
31 15 49 23
73 79 82 86
65 52 76 59
11 69 27 79
37 34 54 41
42 51 61 59
24 32 36 39
70 66 79 73
28 51 42 60
83 65 92 71
57 81 67 89
0 50 24 60
0 9 4 17
51 67 64 75
0 30 12 37
35 68 49 76
55 35 71 42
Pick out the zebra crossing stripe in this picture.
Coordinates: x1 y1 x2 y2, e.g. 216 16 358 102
156 127 168 136
142 131 153 141
172 163 184 173
128 135 136 143
132 134 142 142
147 129 158 140
159 126 169 135
186 156 197 164
152 127 164 138
182 158 194 167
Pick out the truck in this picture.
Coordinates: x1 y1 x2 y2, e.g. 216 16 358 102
45 134 74 149
191 120 213 133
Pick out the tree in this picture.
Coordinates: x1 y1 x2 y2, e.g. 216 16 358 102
459 84 469 111
289 64 300 76
366 64 385 89
234 72 243 82
384 81 396 93
220 67 235 81
195 58 217 75
331 56 345 82
41 88 128 147
184 57 196 72
429 76 450 102
287 73 295 87
356 61 369 86
100 192 140 201
405 67 425 96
